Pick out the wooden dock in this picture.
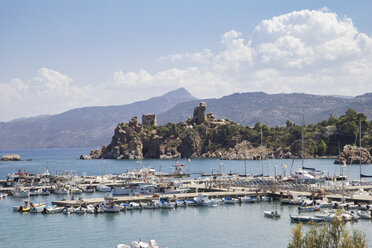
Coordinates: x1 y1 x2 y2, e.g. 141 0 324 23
51 191 259 207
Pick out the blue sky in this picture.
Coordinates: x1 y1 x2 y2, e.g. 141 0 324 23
1 0 372 121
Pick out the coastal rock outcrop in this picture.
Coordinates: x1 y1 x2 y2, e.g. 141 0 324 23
334 145 372 164
87 101 337 161
1 154 21 161
79 155 92 160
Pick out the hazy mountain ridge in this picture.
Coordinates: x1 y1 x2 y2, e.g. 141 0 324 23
157 92 372 126
0 88 196 149
1 90 372 149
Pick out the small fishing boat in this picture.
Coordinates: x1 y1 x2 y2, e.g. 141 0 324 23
298 205 321 212
223 197 238 204
12 201 32 212
101 194 120 213
314 213 336 222
175 200 187 207
120 203 133 210
264 210 280 218
75 206 87 214
30 203 46 213
290 214 323 223
239 196 258 203
184 199 198 206
44 205 64 214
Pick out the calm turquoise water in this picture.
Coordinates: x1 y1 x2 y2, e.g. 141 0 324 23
1 148 372 247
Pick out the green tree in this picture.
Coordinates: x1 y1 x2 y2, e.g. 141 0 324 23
288 217 368 248
317 140 327 156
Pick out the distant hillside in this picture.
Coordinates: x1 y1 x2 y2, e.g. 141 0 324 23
0 88 196 149
2 89 372 149
157 92 372 126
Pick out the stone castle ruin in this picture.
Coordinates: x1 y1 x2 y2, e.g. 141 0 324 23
142 114 157 126
192 102 206 124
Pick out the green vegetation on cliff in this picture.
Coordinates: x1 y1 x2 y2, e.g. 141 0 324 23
90 106 372 160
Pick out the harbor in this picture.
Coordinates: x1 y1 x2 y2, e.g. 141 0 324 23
2 149 372 247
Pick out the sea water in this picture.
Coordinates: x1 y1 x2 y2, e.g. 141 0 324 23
1 148 372 248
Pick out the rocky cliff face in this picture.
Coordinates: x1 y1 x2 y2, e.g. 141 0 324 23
88 103 305 160
1 154 21 161
334 145 372 164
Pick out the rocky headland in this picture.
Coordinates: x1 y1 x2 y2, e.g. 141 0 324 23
334 145 372 164
86 103 294 160
1 154 21 161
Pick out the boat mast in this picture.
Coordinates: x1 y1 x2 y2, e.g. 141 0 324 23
244 159 247 177
261 126 264 176
301 115 304 169
101 159 105 183
359 118 362 181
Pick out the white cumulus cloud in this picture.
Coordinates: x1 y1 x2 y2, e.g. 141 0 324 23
1 8 372 121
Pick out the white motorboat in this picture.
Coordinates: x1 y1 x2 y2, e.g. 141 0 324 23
129 202 142 210
0 193 8 198
264 210 280 218
112 183 156 196
101 194 120 213
194 194 215 206
11 186 30 197
75 206 87 214
97 184 111 192
143 202 158 209
357 210 371 220
153 197 175 209
117 239 167 248
54 186 69 194
291 168 319 184
82 186 95 193
239 196 258 203
45 205 64 214
63 207 76 214
70 187 82 194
